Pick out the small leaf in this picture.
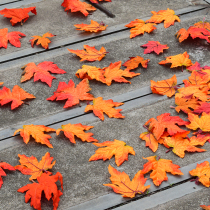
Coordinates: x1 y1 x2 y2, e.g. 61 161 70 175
89 139 135 166
74 20 108 32
146 8 180 28
0 162 15 189
61 0 96 16
125 19 156 38
104 165 150 198
85 97 124 121
68 45 107 62
56 123 98 144
141 41 169 55
141 156 183 186
14 125 56 148
30 32 55 49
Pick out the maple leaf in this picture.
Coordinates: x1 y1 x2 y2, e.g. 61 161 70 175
187 61 203 72
68 45 107 62
183 71 209 86
0 7 37 26
141 156 183 186
90 0 111 3
140 132 159 152
104 165 150 198
194 102 210 114
0 162 15 188
174 97 200 114
151 75 178 97
89 139 135 166
176 26 210 43
0 85 35 110
75 65 106 83
187 113 210 132
61 0 96 16
159 51 193 70
144 113 188 140
201 205 210 210
56 123 98 144
0 28 26 49
74 20 108 32
141 41 169 55
15 152 56 180
0 82 3 86
164 134 206 158
14 125 56 148
176 85 209 102
189 161 210 187
47 79 94 108
122 56 150 71
18 172 63 210
103 61 139 86
190 134 210 146
21 61 66 87
30 32 55 49
194 21 210 31
85 97 124 120
125 19 156 38
146 8 180 28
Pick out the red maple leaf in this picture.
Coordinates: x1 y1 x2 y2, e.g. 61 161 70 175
141 41 169 55
21 61 66 87
0 85 35 110
47 78 94 108
0 162 15 188
0 28 25 49
18 172 63 210
0 7 37 26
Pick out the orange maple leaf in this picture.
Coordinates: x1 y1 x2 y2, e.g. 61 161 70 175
164 133 206 158
194 21 210 31
141 41 169 55
68 45 107 62
140 131 169 152
0 28 25 49
74 20 108 32
141 156 183 186
18 172 63 210
21 61 66 87
89 139 135 166
0 85 35 110
104 165 150 198
56 123 98 144
15 152 56 180
159 51 192 70
144 113 188 140
176 26 210 43
30 32 55 49
175 85 209 102
189 161 210 187
85 97 124 120
201 205 210 210
0 82 3 86
122 56 150 71
0 162 15 189
174 97 200 114
14 125 56 148
151 75 178 97
187 113 210 131
61 0 96 16
75 65 106 83
146 8 180 28
0 7 36 26
125 19 156 38
90 0 111 3
104 61 139 86
47 79 94 108
183 71 209 86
